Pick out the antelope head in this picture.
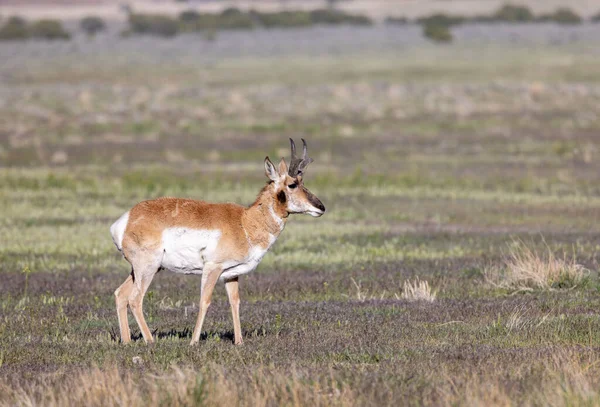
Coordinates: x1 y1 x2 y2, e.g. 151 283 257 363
264 138 325 217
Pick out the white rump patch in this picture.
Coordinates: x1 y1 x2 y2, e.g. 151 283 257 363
161 228 221 274
110 211 130 251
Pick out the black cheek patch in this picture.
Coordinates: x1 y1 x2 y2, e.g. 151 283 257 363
277 190 287 204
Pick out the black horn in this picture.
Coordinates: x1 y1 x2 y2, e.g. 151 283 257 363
288 138 313 177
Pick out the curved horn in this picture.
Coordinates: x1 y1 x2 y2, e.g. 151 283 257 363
288 138 313 177
290 138 297 159
302 138 308 160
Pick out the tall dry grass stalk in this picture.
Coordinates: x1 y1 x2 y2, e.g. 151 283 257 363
440 351 600 406
0 365 358 407
485 240 588 291
3 352 600 407
402 277 436 302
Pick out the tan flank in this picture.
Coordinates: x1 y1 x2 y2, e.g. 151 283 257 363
110 139 325 345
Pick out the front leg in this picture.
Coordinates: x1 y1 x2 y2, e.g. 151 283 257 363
225 277 243 345
190 262 222 345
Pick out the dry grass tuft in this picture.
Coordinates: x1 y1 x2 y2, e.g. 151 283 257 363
485 240 588 291
438 350 600 406
0 365 358 407
4 352 600 407
402 277 436 302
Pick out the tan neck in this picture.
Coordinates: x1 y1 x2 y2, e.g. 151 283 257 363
242 184 288 247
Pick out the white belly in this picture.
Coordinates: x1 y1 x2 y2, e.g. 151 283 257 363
161 228 221 274
160 227 274 280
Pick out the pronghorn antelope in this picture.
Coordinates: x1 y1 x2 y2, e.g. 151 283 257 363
110 139 325 345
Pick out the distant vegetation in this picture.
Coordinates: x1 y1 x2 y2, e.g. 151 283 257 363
127 13 179 37
423 23 453 43
385 16 409 26
414 4 584 45
537 8 583 25
490 4 535 22
30 19 71 40
0 4 592 43
127 7 373 37
0 17 70 41
0 16 29 40
417 13 465 27
80 16 106 36
308 8 372 26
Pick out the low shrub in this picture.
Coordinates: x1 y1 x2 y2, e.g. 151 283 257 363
0 16 29 40
537 8 582 24
309 9 372 26
385 16 409 25
218 8 255 30
176 8 372 33
80 16 106 36
592 11 600 22
417 13 465 27
30 19 70 40
178 9 200 23
252 11 313 28
423 23 453 43
179 13 220 33
491 4 535 22
128 13 179 37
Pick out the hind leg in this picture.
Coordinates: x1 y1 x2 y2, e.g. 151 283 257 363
115 271 134 343
128 255 161 344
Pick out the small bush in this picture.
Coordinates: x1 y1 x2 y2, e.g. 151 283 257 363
221 7 243 18
0 16 29 40
252 11 313 28
178 9 200 23
402 277 436 302
179 13 219 33
417 13 465 27
345 14 373 26
423 23 453 43
309 9 372 26
80 16 106 36
492 4 535 22
385 16 409 25
6 15 26 26
30 19 70 40
128 13 179 37
537 8 582 25
218 8 255 30
592 11 600 22
485 241 588 291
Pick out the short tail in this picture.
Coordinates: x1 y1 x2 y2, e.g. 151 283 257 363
110 211 130 251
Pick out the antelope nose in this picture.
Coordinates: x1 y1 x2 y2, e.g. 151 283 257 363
315 199 325 213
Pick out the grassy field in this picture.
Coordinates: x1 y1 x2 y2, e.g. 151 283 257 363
2 25 600 405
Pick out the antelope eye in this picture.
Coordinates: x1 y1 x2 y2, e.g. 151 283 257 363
288 183 297 189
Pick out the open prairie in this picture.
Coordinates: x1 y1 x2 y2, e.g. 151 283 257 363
2 24 600 405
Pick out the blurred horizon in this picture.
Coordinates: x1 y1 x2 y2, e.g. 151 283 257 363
0 0 599 21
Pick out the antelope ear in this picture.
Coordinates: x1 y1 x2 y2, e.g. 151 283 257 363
264 157 279 181
278 158 288 176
